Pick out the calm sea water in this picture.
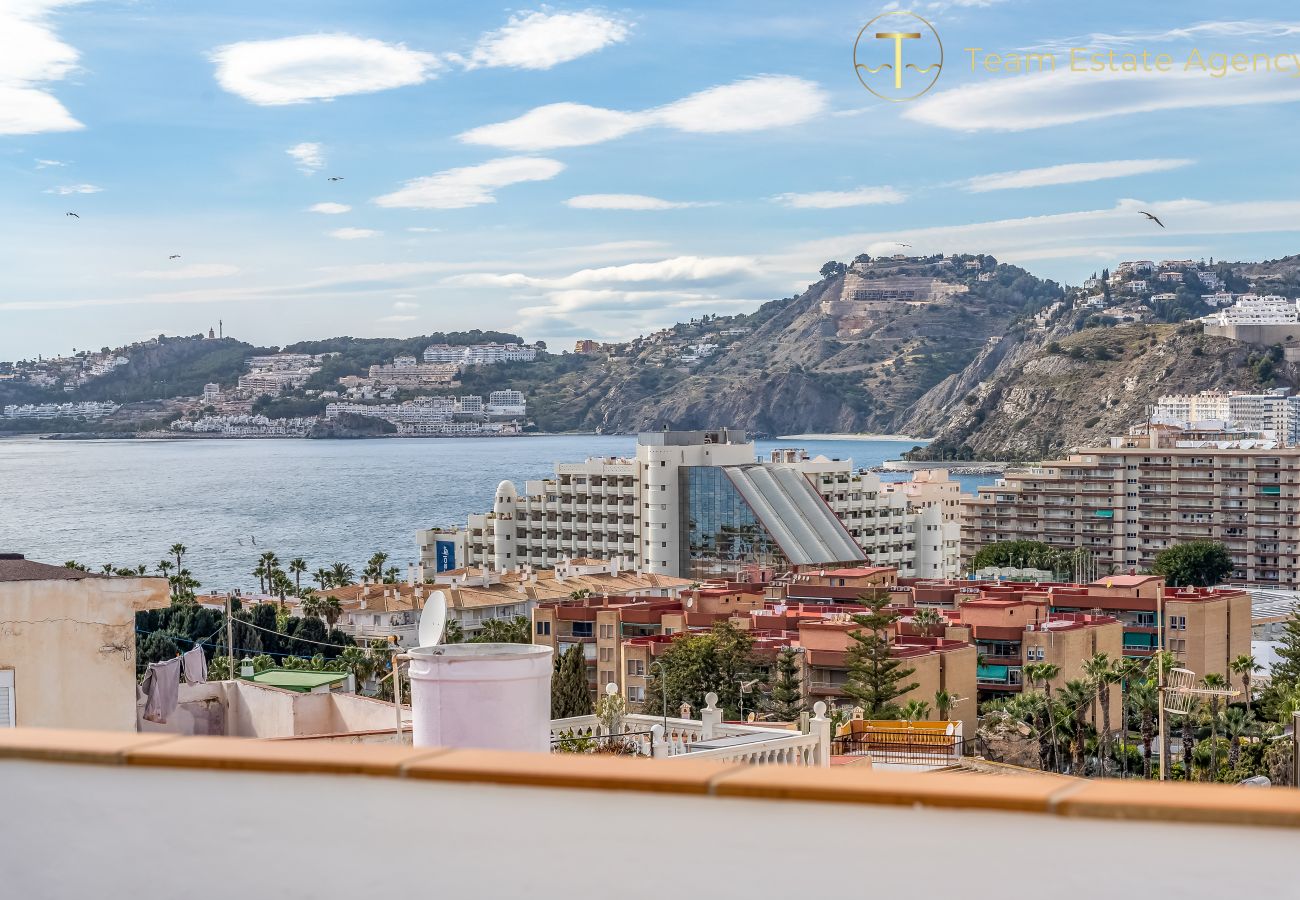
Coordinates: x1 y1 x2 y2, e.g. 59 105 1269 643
0 435 993 592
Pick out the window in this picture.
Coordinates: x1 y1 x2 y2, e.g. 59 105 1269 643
599 647 613 662
571 621 593 638
599 670 614 685
626 659 645 677
535 620 551 637
628 686 645 702
598 623 614 640
0 670 12 728
1169 615 1187 631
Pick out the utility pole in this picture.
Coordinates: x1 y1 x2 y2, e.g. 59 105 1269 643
225 592 235 682
1156 582 1167 781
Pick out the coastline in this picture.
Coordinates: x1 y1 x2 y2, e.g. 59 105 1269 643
776 433 929 442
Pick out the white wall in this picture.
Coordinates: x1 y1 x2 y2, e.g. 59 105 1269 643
2 758 1295 900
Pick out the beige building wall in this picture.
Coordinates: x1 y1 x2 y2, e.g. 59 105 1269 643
1023 621 1124 728
0 575 169 731
891 644 977 739
1166 593 1251 689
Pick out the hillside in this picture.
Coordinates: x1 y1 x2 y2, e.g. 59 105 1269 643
902 322 1290 461
484 254 1064 434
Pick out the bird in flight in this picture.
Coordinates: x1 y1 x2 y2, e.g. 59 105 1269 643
65 212 79 218
327 176 344 182
169 254 181 260
1139 210 1165 228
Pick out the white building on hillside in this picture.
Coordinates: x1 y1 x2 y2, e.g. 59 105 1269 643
1201 294 1299 326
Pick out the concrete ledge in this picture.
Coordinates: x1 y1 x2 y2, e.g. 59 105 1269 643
2 728 1299 829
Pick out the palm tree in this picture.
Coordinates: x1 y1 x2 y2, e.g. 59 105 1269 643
1230 654 1260 717
288 557 308 595
1180 713 1196 780
933 689 953 721
253 561 268 594
1023 662 1061 771
1221 706 1252 771
1112 656 1142 776
156 559 173 577
328 562 355 587
471 616 531 644
911 608 944 638
363 552 389 582
1201 672 1228 779
1058 679 1093 775
169 543 187 570
443 619 465 645
1082 653 1117 776
321 596 343 628
312 567 332 590
100 563 115 575
1127 679 1159 779
300 594 322 619
900 699 931 721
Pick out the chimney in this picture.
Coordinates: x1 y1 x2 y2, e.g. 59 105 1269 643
407 562 416 587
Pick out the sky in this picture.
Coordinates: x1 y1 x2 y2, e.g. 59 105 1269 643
6 1 1300 359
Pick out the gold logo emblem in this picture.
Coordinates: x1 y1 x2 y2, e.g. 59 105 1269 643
853 11 943 102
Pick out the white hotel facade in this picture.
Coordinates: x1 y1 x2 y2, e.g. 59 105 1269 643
419 429 961 581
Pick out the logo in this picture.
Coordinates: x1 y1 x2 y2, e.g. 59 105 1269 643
853 11 943 101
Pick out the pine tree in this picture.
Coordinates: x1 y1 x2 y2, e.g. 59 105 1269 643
1271 612 1300 690
844 592 918 718
767 647 805 721
551 645 593 719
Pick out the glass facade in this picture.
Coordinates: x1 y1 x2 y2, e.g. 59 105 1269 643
679 467 788 579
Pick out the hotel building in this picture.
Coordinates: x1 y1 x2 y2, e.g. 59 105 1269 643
420 429 962 581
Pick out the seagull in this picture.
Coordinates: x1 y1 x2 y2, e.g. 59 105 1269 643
1139 210 1165 228
65 212 79 218
327 176 344 182
169 254 181 260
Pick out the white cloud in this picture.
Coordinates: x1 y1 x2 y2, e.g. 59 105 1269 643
34 158 65 168
132 263 242 280
655 75 827 134
406 226 442 233
1033 20 1300 54
392 300 419 311
211 34 439 106
287 142 325 173
460 102 646 151
769 197 1300 276
446 255 755 291
378 314 418 323
308 201 351 214
773 187 906 209
44 183 101 195
0 0 83 135
373 156 565 209
455 9 630 70
330 227 381 240
459 75 827 151
565 193 708 210
906 67 1300 132
964 159 1194 192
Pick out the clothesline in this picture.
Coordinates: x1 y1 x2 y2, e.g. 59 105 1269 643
133 627 379 663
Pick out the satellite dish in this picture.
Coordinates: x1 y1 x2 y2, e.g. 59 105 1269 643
418 590 448 647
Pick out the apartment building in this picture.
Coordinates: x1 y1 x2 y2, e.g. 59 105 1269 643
420 429 963 581
962 430 1300 587
422 342 539 365
1201 294 1299 326
1153 389 1300 444
365 362 460 389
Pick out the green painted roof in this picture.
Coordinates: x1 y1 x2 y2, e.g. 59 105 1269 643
246 669 348 692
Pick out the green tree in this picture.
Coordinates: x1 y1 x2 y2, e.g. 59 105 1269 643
1202 672 1229 779
1231 654 1260 717
968 540 1059 573
1221 706 1252 771
933 689 954 721
900 699 931 721
843 592 918 719
312 567 332 589
766 647 805 722
320 596 343 628
1058 678 1093 775
471 616 532 644
910 607 944 638
1082 653 1117 776
328 562 356 587
363 552 389 582
642 621 756 720
1151 541 1233 587
288 557 308 595
443 619 465 645
169 543 187 571
1127 678 1159 779
1024 662 1061 771
551 645 593 719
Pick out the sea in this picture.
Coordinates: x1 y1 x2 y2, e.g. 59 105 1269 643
0 435 997 593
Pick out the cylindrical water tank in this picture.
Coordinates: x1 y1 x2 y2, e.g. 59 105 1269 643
406 643 553 752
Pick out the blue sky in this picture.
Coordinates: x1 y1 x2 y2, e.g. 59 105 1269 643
6 1 1300 359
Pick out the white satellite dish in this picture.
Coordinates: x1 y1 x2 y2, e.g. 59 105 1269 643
418 590 448 647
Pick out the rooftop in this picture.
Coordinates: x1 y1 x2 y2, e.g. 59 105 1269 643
0 553 104 583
